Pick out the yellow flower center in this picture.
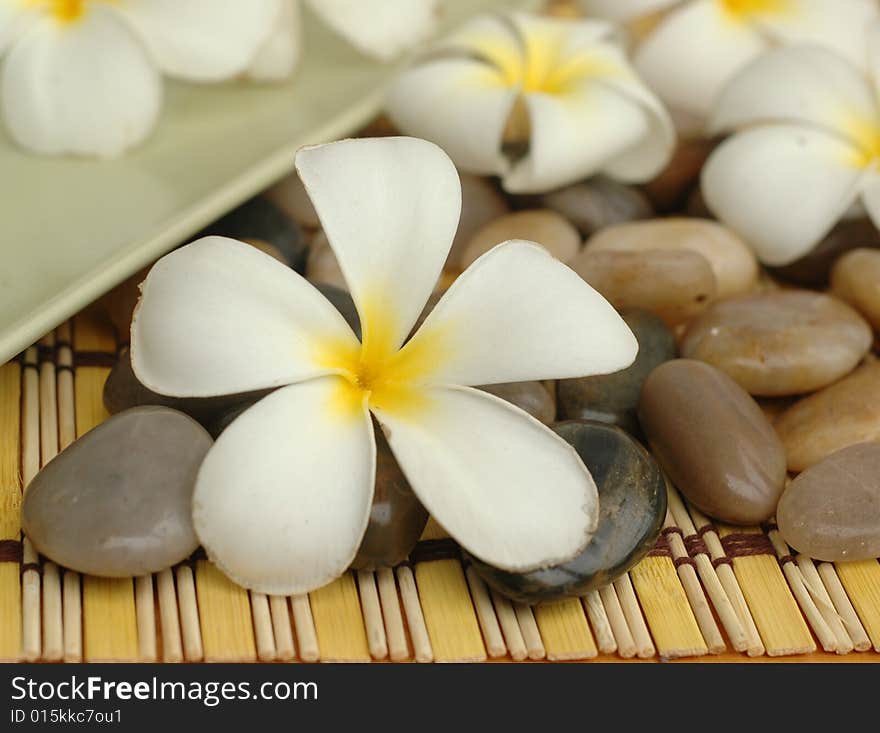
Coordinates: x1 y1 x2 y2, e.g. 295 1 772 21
25 0 117 24
315 297 449 419
719 0 793 21
842 114 880 169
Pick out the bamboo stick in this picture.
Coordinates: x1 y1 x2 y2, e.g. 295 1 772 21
835 560 880 652
134 575 157 662
175 565 203 661
250 591 276 662
613 574 655 658
513 602 546 660
666 486 749 653
62 571 81 663
195 560 256 662
661 515 724 653
55 323 81 663
582 591 616 655
376 567 409 661
21 347 41 661
598 584 636 658
157 568 183 663
291 594 319 662
356 570 388 660
490 589 528 661
817 562 871 652
38 335 63 662
310 574 370 662
396 565 433 663
269 595 296 661
685 503 764 656
0 361 22 662
795 555 852 654
464 566 506 658
414 560 486 662
533 598 597 661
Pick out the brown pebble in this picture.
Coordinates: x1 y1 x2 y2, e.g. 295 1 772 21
638 359 786 524
461 209 581 268
682 291 872 396
265 171 320 229
539 178 653 236
306 230 347 290
642 138 715 212
775 361 880 473
478 382 556 425
831 247 880 330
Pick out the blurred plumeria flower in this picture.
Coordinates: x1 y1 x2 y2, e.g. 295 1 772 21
130 137 637 594
0 0 282 156
385 12 674 194
702 44 880 266
246 0 440 81
581 0 879 135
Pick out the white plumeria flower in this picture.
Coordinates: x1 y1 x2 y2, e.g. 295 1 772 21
130 136 638 594
245 0 440 81
581 0 879 135
385 12 674 194
0 0 281 156
702 44 880 266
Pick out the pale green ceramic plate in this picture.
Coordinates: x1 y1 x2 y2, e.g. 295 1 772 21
0 0 527 364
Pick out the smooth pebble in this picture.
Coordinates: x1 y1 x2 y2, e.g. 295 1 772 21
479 382 556 425
461 209 581 268
831 247 880 330
539 177 653 236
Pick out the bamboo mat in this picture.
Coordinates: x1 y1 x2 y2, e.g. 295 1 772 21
2 307 880 663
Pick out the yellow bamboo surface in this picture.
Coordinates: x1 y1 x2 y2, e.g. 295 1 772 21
3 317 880 663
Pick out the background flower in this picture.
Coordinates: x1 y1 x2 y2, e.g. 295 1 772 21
0 0 280 156
582 0 879 135
130 137 637 594
702 44 880 265
385 11 674 193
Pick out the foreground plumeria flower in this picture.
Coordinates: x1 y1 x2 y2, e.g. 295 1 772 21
0 0 280 156
702 45 880 266
581 0 879 134
386 12 674 194
130 137 638 594
246 0 440 81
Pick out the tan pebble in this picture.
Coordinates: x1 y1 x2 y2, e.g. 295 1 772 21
265 171 320 229
447 174 509 268
462 209 581 268
682 291 872 396
570 248 716 326
775 361 880 473
585 218 757 298
305 231 347 290
831 247 880 330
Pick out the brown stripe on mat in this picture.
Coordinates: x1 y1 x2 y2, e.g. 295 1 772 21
0 361 22 661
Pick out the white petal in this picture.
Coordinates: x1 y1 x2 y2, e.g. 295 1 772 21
404 240 637 386
245 0 301 81
295 137 461 354
385 57 516 176
305 0 437 61
635 0 766 122
1 9 161 157
755 0 878 70
578 0 677 21
702 125 866 266
709 45 878 143
0 3 33 54
374 385 597 572
131 237 360 397
193 379 375 595
113 0 279 81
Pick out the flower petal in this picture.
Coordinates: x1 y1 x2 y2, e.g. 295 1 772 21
578 0 678 21
754 0 878 71
131 237 360 397
709 45 878 144
404 240 637 386
374 385 598 572
635 0 766 122
0 3 34 54
193 378 375 595
113 0 279 81
1 8 161 157
702 124 867 266
245 0 301 81
385 57 516 176
295 137 461 354
304 0 437 61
